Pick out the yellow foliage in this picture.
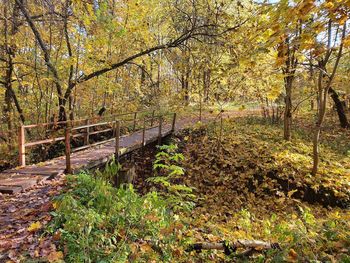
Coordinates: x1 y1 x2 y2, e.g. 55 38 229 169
28 221 42 232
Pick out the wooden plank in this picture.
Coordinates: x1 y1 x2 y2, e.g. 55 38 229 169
25 133 84 148
71 121 113 131
25 136 65 147
72 138 115 152
23 118 88 129
89 128 113 136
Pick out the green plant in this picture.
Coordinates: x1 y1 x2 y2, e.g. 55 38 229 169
49 173 188 262
94 157 121 183
147 144 195 212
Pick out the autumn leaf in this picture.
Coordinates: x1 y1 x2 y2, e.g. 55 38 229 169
53 231 61 241
140 243 153 253
27 221 42 232
144 213 159 222
287 189 298 198
287 248 298 262
52 202 58 210
343 36 350 48
47 251 64 262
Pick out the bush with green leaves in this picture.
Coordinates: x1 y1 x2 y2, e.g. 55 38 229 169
147 144 195 212
94 156 121 183
49 173 188 262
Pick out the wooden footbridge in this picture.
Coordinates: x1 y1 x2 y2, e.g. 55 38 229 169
0 110 182 194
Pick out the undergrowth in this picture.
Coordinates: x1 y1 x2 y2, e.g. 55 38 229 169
49 172 188 262
177 117 350 262
147 144 195 212
45 116 350 262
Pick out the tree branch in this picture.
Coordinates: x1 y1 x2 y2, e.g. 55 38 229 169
69 20 245 92
15 0 64 99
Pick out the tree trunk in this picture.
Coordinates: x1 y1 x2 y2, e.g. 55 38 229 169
69 95 74 121
312 94 327 176
283 77 292 140
3 2 13 150
58 98 67 122
328 87 349 128
203 69 210 102
312 124 321 175
4 88 13 150
181 73 190 105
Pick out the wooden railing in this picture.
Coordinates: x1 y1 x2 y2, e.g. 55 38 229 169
18 110 177 173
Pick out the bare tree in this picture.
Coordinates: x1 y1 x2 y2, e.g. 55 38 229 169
311 20 346 175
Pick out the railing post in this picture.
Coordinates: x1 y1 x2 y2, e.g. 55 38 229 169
18 125 26 167
142 118 146 146
133 112 137 132
171 113 177 133
65 127 72 174
115 120 120 161
150 110 155 126
158 116 162 145
84 119 90 145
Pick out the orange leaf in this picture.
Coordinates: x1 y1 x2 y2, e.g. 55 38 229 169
47 251 63 262
288 248 298 262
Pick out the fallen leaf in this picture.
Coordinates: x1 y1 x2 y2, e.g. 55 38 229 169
47 251 63 262
287 189 298 198
28 221 41 232
140 243 152 253
288 248 298 262
53 231 61 241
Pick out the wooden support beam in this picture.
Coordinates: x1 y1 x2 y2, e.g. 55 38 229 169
18 125 26 167
172 112 177 132
158 116 162 145
115 120 120 161
64 127 72 174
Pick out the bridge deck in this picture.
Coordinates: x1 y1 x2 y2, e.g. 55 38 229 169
0 121 178 194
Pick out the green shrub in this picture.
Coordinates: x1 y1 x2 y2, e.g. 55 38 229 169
147 144 195 212
94 157 121 183
49 173 187 262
